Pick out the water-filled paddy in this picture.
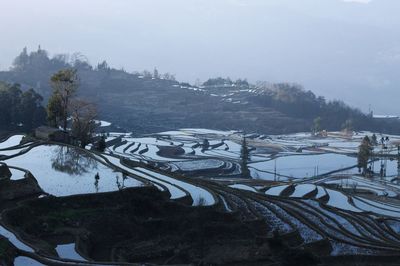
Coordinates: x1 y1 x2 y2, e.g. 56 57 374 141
0 135 24 149
265 185 289 196
4 145 142 196
291 184 316 197
250 153 357 179
0 225 33 252
56 243 86 261
14 257 43 266
3 129 400 262
172 159 225 171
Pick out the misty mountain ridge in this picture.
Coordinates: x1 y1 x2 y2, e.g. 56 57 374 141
1 47 399 134
2 0 400 114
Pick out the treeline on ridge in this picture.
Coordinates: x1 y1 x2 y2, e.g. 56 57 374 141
0 47 398 134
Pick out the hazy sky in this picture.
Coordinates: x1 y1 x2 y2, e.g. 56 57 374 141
1 0 400 114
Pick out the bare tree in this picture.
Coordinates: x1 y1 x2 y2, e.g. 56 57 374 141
69 99 97 148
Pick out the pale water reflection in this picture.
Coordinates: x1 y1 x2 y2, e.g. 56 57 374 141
4 145 142 196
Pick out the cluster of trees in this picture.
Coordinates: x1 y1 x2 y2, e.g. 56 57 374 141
96 61 177 81
13 47 93 73
0 57 98 148
357 134 390 177
12 47 177 83
132 68 176 81
0 64 100 149
0 82 46 130
203 77 249 87
250 83 371 131
11 47 127 75
47 69 97 148
201 78 375 132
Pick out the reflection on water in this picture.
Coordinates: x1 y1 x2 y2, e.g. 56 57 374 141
370 156 400 178
51 146 97 175
51 146 136 193
250 153 357 179
94 172 100 192
116 174 128 190
5 145 142 196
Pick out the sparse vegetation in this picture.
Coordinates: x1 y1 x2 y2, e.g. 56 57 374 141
70 99 97 148
358 136 373 176
312 116 322 135
47 68 79 130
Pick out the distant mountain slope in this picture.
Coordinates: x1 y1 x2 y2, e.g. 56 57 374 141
1 48 399 134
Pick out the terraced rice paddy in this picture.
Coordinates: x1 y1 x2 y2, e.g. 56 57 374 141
2 129 400 264
4 145 143 196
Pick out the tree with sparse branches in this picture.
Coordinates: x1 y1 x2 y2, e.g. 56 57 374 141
69 99 97 148
48 68 79 130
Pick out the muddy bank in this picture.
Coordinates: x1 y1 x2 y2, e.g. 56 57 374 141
0 173 43 201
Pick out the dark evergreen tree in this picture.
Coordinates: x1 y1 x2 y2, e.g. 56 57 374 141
0 82 46 130
371 134 378 146
240 135 251 178
96 135 107 152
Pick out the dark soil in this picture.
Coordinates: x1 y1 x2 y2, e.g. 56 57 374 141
2 187 299 265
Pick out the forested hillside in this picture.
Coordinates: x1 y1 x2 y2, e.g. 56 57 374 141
1 48 399 134
0 82 46 131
